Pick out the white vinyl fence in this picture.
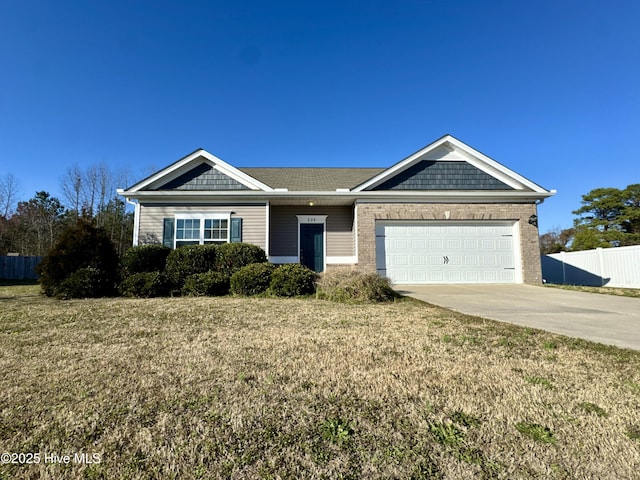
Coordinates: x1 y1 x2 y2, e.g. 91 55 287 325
542 245 640 288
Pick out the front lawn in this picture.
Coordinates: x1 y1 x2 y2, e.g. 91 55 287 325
1 286 639 479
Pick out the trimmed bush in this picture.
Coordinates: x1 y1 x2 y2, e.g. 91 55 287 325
37 221 119 297
215 243 268 276
164 244 218 289
56 267 113 299
182 271 230 296
316 270 400 303
119 271 169 298
121 245 171 276
269 263 318 297
230 263 275 296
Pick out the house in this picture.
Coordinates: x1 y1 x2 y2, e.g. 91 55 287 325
117 134 555 284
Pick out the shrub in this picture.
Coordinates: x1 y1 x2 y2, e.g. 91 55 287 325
37 222 119 297
269 263 318 297
119 271 169 298
215 243 268 276
56 267 113 299
316 270 400 303
120 245 171 276
230 263 275 296
164 244 218 289
182 271 230 296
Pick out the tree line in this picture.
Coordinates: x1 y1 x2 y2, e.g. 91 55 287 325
0 165 134 257
540 184 640 254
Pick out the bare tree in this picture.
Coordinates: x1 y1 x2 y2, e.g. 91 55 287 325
61 164 83 218
83 164 99 217
0 172 20 218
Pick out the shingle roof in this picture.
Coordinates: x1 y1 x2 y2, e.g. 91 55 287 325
238 167 385 191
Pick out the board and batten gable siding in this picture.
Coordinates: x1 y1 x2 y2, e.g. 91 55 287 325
269 206 355 257
137 204 267 249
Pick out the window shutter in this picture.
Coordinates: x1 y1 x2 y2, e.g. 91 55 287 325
230 218 242 243
162 218 175 248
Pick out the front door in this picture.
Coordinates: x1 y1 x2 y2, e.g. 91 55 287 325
300 223 324 272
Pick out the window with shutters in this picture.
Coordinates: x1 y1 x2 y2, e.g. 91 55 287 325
172 213 232 247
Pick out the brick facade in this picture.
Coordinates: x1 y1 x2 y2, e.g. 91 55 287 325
355 202 543 284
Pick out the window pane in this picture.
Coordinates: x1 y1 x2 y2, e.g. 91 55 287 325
176 218 200 242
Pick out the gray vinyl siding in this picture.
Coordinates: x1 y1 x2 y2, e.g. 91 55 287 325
138 204 267 249
270 206 354 257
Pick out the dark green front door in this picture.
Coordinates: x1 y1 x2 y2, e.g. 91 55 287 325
300 224 324 272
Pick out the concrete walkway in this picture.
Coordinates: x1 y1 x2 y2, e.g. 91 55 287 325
398 284 640 351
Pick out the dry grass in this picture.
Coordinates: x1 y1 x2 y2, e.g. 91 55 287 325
1 286 639 479
545 283 640 298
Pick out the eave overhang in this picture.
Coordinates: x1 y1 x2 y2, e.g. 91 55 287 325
117 188 555 206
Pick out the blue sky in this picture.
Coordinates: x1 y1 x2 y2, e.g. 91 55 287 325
1 0 638 232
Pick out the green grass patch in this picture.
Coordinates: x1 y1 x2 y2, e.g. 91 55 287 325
525 375 555 389
516 422 557 445
545 284 640 298
578 402 608 417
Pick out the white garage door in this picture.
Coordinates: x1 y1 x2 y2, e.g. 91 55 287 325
376 221 519 284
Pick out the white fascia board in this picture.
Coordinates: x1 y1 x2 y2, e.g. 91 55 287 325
353 135 452 192
353 135 551 194
124 149 273 193
444 136 549 193
202 151 273 191
353 191 554 203
122 188 554 205
124 149 208 192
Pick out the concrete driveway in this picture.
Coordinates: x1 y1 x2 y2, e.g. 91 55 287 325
398 284 640 351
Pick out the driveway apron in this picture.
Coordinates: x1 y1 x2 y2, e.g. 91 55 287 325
398 284 640 351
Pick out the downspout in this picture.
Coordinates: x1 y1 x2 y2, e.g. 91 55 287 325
265 201 270 260
126 198 140 246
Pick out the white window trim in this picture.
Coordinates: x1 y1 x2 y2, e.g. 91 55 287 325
174 212 231 247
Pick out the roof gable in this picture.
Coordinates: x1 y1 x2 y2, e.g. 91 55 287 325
354 134 549 193
371 160 514 191
154 162 250 191
124 149 273 192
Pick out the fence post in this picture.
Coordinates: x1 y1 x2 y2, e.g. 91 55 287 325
596 247 605 286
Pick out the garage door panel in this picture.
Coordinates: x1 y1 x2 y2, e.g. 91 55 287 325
446 239 462 251
376 221 518 284
464 255 479 266
463 239 479 250
411 239 426 250
411 254 427 265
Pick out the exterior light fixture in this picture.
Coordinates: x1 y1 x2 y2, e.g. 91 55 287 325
308 200 315 207
528 214 538 227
